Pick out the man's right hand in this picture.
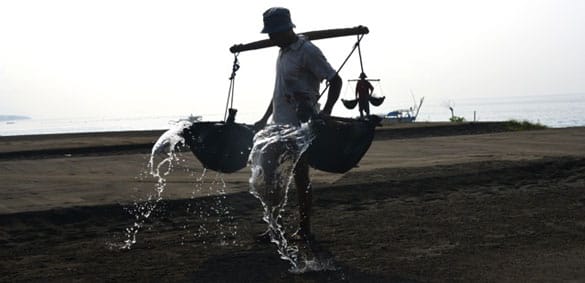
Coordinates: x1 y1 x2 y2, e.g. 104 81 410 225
319 108 332 116
255 99 273 132
253 119 267 132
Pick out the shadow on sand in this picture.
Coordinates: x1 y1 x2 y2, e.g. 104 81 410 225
187 245 416 283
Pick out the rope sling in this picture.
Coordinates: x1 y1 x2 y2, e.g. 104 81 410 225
318 34 365 99
223 53 240 123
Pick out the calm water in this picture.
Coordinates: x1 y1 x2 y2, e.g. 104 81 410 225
1 93 584 136
415 93 585 127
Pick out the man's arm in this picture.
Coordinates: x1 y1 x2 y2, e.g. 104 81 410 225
254 99 273 130
321 74 342 115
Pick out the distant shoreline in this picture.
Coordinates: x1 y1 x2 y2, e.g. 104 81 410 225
0 115 30 122
0 121 535 139
0 121 559 160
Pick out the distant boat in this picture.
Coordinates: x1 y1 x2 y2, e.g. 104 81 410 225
385 96 424 123
187 114 202 123
169 114 202 125
0 115 30 122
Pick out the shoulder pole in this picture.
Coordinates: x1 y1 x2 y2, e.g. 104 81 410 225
229 26 369 53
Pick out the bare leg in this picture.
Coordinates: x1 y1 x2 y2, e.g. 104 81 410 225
253 141 284 243
359 98 367 119
365 98 370 116
294 153 311 237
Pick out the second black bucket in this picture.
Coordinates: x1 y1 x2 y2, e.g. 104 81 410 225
307 115 380 173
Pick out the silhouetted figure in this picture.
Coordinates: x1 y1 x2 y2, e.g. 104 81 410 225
355 72 374 118
253 7 342 241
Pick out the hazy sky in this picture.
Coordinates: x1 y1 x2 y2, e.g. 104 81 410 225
1 0 584 122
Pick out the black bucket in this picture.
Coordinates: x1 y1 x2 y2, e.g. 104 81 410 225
307 115 381 173
182 110 254 173
341 98 358 109
369 96 385 106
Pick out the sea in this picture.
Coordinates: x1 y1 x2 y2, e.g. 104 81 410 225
416 93 585 127
1 93 584 137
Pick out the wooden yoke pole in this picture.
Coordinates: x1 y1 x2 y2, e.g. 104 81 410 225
229 26 369 53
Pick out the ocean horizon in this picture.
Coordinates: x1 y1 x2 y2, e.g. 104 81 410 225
1 93 584 137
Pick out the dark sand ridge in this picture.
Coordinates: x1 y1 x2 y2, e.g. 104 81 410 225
1 123 585 282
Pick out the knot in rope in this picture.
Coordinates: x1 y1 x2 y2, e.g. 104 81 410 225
229 53 240 80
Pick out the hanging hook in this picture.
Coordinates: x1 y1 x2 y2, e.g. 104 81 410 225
224 52 241 122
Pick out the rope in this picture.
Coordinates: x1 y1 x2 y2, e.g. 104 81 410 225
357 34 365 74
318 34 365 100
224 53 240 121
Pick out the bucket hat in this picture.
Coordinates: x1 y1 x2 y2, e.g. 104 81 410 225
261 7 295 33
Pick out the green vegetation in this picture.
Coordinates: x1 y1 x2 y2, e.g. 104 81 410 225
505 119 547 131
449 116 466 123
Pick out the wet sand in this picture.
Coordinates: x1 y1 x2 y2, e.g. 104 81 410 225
1 123 585 282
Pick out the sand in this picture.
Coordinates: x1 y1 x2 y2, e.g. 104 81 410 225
1 123 584 282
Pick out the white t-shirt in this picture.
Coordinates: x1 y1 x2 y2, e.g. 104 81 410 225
271 36 337 125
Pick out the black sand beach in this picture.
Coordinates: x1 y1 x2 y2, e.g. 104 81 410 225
1 123 585 282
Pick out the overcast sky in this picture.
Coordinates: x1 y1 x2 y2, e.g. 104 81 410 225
1 0 584 122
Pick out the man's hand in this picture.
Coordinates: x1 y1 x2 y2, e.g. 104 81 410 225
318 109 331 116
254 99 273 132
253 119 268 132
322 74 342 116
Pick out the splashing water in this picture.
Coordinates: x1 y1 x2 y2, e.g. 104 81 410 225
112 120 192 250
148 120 193 180
186 169 239 246
110 119 239 250
248 123 315 271
208 174 238 246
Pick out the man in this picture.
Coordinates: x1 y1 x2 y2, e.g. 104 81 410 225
254 7 342 240
355 72 374 118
